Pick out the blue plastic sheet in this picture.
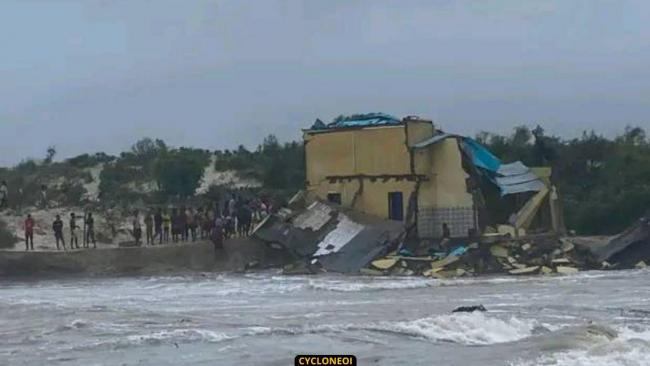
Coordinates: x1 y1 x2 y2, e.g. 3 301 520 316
412 134 546 196
311 113 400 130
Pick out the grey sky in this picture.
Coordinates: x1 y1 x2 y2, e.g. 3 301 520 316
1 0 649 166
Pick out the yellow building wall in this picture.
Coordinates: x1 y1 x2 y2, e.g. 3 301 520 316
304 121 473 230
428 139 473 207
304 129 355 187
353 127 411 175
406 120 435 146
304 125 417 219
415 138 475 237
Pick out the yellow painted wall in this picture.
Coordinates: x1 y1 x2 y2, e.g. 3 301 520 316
406 120 434 146
425 139 473 208
304 125 416 219
304 121 472 221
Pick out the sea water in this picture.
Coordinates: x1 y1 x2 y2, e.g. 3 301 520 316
1 270 649 365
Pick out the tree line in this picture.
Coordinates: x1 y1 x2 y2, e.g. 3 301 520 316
3 125 649 236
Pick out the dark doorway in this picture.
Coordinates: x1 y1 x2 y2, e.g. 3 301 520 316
388 192 404 221
327 193 342 205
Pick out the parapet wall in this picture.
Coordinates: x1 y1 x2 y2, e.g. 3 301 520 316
0 242 217 276
0 238 290 277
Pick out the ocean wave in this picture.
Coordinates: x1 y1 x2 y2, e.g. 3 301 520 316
124 328 232 345
307 278 436 292
512 325 650 366
242 312 536 346
365 312 536 345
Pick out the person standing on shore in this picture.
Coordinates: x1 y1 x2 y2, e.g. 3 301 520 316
132 211 142 246
85 213 96 248
144 211 154 246
162 209 171 243
187 207 197 242
53 214 66 250
24 214 35 251
212 214 225 252
39 184 48 209
70 213 80 249
154 208 163 245
171 208 180 243
195 208 204 240
0 180 8 210
180 206 188 242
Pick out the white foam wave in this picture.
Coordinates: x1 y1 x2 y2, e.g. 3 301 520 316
512 326 650 366
242 313 535 346
367 312 536 345
125 329 232 345
307 278 435 292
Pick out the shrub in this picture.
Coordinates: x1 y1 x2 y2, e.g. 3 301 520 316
0 219 17 249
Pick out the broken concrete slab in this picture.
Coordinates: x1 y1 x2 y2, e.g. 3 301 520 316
371 258 398 270
509 266 540 275
490 245 509 258
588 216 650 266
360 268 384 276
556 266 579 275
431 255 459 269
551 258 572 265
560 238 575 252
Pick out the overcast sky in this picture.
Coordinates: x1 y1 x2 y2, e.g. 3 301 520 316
1 0 649 165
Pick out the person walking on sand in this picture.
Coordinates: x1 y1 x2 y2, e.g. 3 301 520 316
70 213 80 249
53 214 66 250
24 214 35 251
154 208 163 245
144 211 154 245
85 212 96 248
132 211 142 246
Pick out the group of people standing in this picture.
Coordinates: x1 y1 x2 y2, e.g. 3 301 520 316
22 211 96 251
129 195 272 247
17 193 274 252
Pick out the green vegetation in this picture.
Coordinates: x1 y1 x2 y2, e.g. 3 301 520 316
1 126 647 236
154 147 211 197
212 135 305 193
478 125 650 235
0 219 17 249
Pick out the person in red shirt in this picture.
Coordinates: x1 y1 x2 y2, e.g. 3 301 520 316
24 214 35 251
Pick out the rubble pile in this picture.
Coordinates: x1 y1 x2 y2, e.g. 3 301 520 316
361 234 592 278
256 201 650 278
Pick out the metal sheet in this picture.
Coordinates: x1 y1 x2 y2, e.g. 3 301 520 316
317 227 390 273
313 214 365 257
292 201 333 231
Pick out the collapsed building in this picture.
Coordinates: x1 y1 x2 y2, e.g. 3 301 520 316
304 113 563 239
254 113 579 276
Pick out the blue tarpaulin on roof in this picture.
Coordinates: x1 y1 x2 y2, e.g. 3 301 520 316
311 113 401 130
412 134 546 196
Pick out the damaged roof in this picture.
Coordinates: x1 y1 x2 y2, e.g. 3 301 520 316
309 113 401 131
253 201 403 273
412 133 546 196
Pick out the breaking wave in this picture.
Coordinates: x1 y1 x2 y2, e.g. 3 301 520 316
242 312 536 346
512 326 650 366
366 312 536 345
124 329 232 345
307 278 436 292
